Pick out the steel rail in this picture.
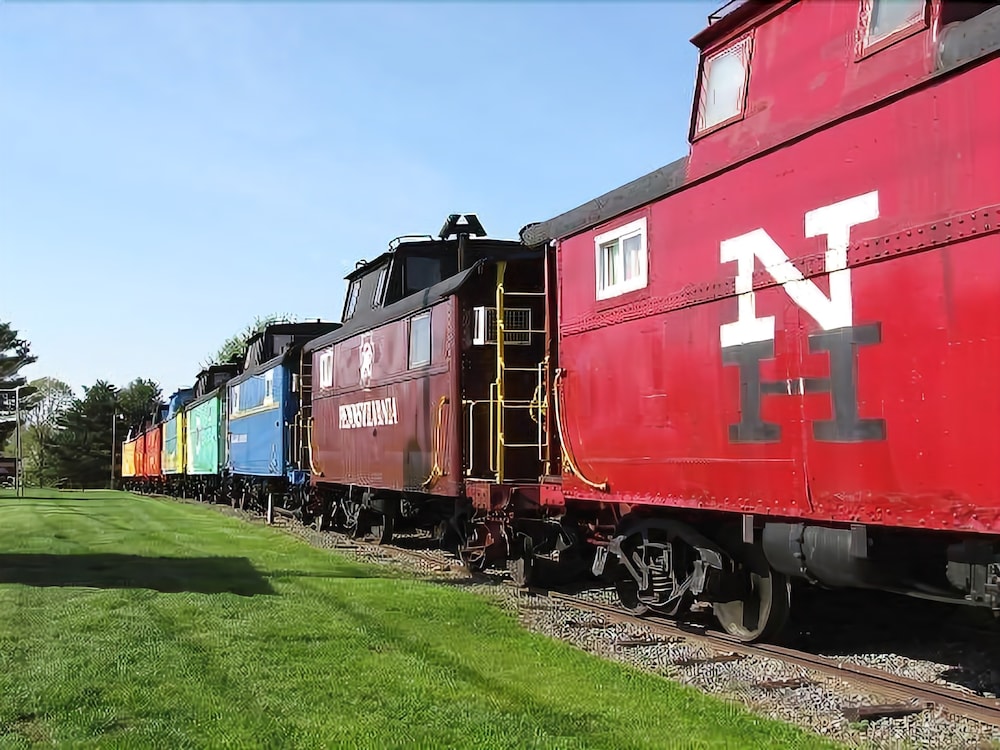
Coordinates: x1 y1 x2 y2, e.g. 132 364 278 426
168 495 1000 728
533 588 1000 728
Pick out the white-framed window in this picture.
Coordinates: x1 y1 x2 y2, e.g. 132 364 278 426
264 371 274 403
344 280 361 319
594 217 648 301
863 0 925 46
373 266 389 307
231 384 240 414
408 312 431 368
319 349 334 389
695 34 753 135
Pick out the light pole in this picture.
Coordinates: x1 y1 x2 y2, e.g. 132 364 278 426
1 384 30 498
15 386 22 497
110 411 124 491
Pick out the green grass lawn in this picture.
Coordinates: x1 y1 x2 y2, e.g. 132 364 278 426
0 489 836 749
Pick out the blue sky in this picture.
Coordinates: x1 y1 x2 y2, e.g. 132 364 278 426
1 0 717 399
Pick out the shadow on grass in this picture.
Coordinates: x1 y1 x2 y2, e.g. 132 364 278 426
0 554 277 596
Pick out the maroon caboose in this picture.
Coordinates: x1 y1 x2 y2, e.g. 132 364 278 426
304 215 549 544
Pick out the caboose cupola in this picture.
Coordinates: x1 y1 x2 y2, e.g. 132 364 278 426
688 0 1000 179
339 214 531 325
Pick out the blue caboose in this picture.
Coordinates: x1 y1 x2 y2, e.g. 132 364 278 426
226 321 340 513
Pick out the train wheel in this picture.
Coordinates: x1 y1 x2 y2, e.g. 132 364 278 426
340 497 362 538
610 520 706 618
370 511 394 545
611 533 651 615
506 534 535 588
457 520 504 573
711 529 791 643
368 497 396 545
313 500 328 532
507 556 534 587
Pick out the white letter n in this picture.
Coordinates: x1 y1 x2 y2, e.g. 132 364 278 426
719 191 879 348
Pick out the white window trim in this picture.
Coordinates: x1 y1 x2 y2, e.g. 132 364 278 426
408 312 432 368
373 266 389 307
264 371 274 404
862 0 926 48
594 217 648 301
694 34 752 136
344 280 361 319
318 349 334 389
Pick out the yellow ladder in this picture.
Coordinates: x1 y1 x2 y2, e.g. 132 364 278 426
488 260 549 483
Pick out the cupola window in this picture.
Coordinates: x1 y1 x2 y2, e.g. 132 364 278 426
695 34 752 135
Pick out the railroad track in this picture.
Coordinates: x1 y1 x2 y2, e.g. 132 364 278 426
275 510 1000 729
176 495 1000 732
531 587 1000 728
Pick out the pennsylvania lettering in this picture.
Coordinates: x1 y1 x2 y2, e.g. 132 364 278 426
339 397 399 429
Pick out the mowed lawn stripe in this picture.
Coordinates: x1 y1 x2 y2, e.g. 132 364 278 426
0 490 836 749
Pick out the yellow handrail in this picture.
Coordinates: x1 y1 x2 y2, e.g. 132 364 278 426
552 369 608 492
494 261 506 483
422 395 449 490
306 416 323 476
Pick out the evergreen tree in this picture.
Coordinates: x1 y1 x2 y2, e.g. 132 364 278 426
0 322 38 449
49 378 163 488
50 381 119 489
117 378 162 432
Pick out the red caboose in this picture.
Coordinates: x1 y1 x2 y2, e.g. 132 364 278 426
518 0 1000 639
131 430 146 493
140 417 163 493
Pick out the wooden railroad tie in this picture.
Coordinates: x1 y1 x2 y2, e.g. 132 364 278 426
565 618 612 629
842 702 932 723
755 678 812 690
673 653 746 667
615 637 684 649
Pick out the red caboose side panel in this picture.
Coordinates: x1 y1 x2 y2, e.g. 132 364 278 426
134 432 146 479
310 297 461 496
557 55 1000 534
143 425 162 478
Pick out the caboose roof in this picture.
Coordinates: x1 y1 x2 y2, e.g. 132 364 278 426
520 156 688 247
692 0 785 49
523 1 1000 248
345 234 517 283
304 257 524 354
344 237 431 282
230 320 341 384
190 362 242 406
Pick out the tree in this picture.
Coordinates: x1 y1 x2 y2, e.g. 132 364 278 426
202 313 297 368
50 380 119 489
117 378 162 431
47 377 162 489
21 377 74 486
0 321 38 449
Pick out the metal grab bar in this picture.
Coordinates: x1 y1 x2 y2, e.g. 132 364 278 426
422 396 449 490
552 369 608 492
